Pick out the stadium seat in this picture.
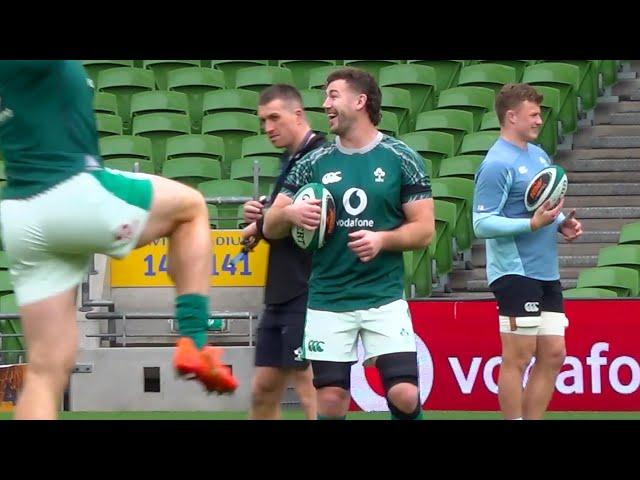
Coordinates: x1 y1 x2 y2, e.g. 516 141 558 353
436 86 495 130
0 293 22 364
562 287 618 299
549 60 599 112
99 134 154 173
343 60 403 81
83 60 134 86
403 247 433 298
576 266 639 297
93 91 119 116
598 60 618 89
400 131 456 178
162 157 222 188
475 60 539 82
241 134 283 159
142 60 201 90
522 63 580 135
459 131 500 156
230 156 281 196
168 67 225 133
97 67 155 133
201 112 260 177
198 179 254 229
597 245 640 276
378 111 399 137
306 111 330 134
300 89 327 113
308 65 345 89
415 109 474 153
438 155 484 180
235 66 294 93
431 177 475 252
533 85 561 156
279 60 337 89
479 111 500 131
132 113 191 172
0 270 12 296
619 221 640 245
130 90 189 124
407 60 468 92
166 134 225 162
0 250 8 270
95 113 123 137
103 157 155 174
379 64 437 125
202 89 259 116
381 87 412 135
457 63 517 93
211 60 270 88
433 199 457 276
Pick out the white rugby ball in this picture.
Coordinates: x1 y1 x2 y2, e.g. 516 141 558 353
291 183 336 251
524 165 568 212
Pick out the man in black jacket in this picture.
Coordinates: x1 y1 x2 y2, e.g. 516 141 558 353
242 84 326 419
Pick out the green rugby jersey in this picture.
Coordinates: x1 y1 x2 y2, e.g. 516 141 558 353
0 60 102 199
281 132 431 312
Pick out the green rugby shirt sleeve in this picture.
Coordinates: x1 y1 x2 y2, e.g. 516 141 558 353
280 152 314 199
400 149 432 204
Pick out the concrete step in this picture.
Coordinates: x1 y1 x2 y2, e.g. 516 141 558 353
560 231 619 243
472 250 598 268
451 267 583 285
465 278 578 292
579 218 635 230
555 148 640 160
570 207 640 219
563 195 640 207
610 113 640 125
558 158 640 172
612 79 640 96
590 136 640 149
618 71 638 80
568 171 640 183
472 242 610 257
568 183 640 195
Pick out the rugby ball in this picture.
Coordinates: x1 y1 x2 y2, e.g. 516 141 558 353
524 165 568 212
291 183 336 251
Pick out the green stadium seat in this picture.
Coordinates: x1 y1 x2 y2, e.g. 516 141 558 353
130 91 189 125
597 245 640 277
95 113 123 138
438 155 484 180
431 177 475 252
279 60 337 89
403 247 433 298
619 222 640 245
436 86 495 130
0 293 23 364
0 250 8 270
457 63 517 93
230 156 281 196
132 113 191 172
241 134 283 159
598 60 618 88
533 85 561 156
198 179 254 229
407 60 467 92
235 66 294 93
306 111 330 134
549 60 599 112
83 60 134 86
381 87 412 135
562 287 618 299
433 199 457 276
142 60 201 90
308 65 345 89
400 131 456 178
378 112 399 137
300 89 327 113
479 111 500 131
459 131 500 156
0 270 12 296
97 67 155 133
576 266 639 297
162 157 222 188
168 67 225 133
99 135 153 162
201 113 260 177
379 64 437 125
103 157 155 174
415 109 474 153
202 89 259 116
475 60 539 82
93 91 119 116
522 63 580 135
166 134 225 162
211 60 270 88
343 60 403 81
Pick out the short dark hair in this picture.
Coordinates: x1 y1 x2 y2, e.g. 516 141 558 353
258 84 303 108
495 83 544 125
326 67 381 125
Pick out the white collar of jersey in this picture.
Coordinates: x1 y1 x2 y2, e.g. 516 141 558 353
336 131 383 155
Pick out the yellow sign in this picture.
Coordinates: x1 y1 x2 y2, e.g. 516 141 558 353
110 230 270 287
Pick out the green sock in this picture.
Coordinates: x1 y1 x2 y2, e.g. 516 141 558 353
175 294 209 349
317 415 347 420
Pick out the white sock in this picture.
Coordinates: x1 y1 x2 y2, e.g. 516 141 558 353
507 417 523 420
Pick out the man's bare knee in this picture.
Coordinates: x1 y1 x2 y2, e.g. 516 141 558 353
538 346 566 371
